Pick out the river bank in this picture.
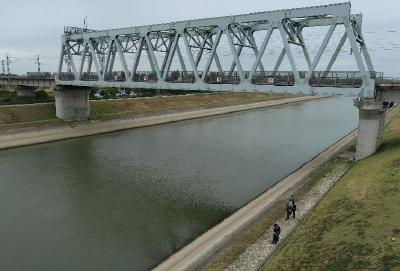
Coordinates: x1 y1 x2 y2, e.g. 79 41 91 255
261 106 400 271
0 92 296 126
0 95 323 150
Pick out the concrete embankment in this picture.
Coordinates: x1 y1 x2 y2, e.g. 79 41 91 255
0 95 324 150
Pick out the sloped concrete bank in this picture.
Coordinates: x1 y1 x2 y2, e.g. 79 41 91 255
0 95 323 150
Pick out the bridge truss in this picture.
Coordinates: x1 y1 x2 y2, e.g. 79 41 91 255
56 2 377 97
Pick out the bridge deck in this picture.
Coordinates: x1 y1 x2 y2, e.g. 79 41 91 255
0 76 55 88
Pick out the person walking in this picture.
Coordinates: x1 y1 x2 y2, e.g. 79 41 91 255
272 223 281 244
292 202 297 219
289 195 296 219
286 203 292 220
289 195 295 207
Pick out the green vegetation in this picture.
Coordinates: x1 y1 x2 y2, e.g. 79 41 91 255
91 92 298 117
34 89 50 99
0 87 54 105
0 104 57 125
262 113 400 271
203 159 351 271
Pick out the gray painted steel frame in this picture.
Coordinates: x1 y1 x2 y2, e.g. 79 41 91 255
56 2 376 97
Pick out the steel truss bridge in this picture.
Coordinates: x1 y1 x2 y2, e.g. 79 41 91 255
56 2 377 97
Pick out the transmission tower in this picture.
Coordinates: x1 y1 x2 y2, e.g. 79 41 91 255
33 55 41 72
5 53 12 74
83 16 88 31
1 60 5 74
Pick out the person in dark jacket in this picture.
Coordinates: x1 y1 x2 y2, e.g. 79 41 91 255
289 195 295 206
286 203 292 220
289 195 296 219
292 203 297 219
272 223 281 244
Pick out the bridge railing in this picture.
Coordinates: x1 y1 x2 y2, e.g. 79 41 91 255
376 78 400 84
56 70 384 89
250 72 296 86
105 72 127 81
132 72 158 83
311 71 383 79
164 71 196 83
0 74 55 80
309 77 363 88
58 72 75 81
81 72 99 81
26 72 54 79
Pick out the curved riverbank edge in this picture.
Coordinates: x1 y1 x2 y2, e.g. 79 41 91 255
153 128 357 271
0 95 325 150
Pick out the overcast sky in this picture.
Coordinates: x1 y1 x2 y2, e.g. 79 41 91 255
0 0 399 76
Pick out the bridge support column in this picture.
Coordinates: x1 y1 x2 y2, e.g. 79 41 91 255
55 86 90 121
354 99 385 160
16 86 36 97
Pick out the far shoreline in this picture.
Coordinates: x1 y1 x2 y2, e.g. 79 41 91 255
0 95 326 150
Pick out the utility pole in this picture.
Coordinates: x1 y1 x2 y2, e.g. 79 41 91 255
83 16 88 31
1 60 5 74
33 55 41 72
5 53 12 75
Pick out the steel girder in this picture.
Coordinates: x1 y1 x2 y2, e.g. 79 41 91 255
56 2 376 97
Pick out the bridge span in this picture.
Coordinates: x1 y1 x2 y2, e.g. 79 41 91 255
56 3 376 95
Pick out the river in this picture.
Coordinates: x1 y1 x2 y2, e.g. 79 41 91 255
0 96 357 271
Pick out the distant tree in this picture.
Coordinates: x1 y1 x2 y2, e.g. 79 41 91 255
35 89 49 99
100 87 118 98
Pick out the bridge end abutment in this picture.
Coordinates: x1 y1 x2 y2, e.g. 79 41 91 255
55 86 90 121
354 99 386 160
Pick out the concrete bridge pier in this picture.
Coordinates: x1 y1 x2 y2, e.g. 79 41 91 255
55 86 90 121
16 86 36 97
354 99 386 160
